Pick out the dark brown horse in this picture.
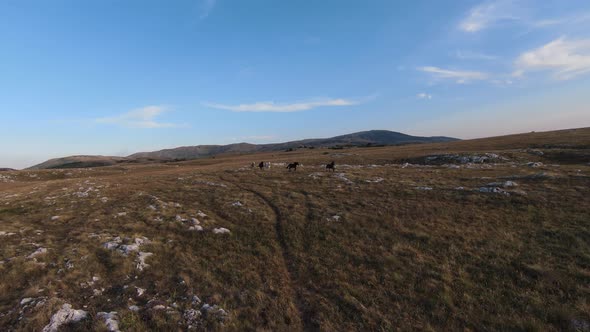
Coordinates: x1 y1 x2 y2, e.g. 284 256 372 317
286 162 300 171
326 161 335 172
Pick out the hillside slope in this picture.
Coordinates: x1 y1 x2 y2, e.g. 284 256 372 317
29 130 457 169
130 130 457 160
1 127 588 331
27 156 130 170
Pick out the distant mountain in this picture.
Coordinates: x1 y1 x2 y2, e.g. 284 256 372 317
0 168 15 172
27 156 131 170
129 143 261 160
29 130 458 169
129 130 457 160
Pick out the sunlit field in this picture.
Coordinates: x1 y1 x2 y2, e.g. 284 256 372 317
1 128 589 331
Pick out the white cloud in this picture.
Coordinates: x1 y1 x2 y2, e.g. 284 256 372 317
417 93 432 100
514 37 590 80
198 0 217 19
418 66 489 84
531 13 590 28
203 98 358 112
459 0 519 32
96 106 183 128
460 1 590 33
455 50 498 61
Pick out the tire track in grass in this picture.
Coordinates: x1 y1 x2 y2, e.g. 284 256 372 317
219 174 317 331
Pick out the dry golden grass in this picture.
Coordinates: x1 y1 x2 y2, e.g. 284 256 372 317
1 128 589 331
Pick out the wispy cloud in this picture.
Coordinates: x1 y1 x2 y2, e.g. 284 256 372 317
460 1 590 33
198 0 217 19
531 12 590 28
96 106 184 128
417 93 432 100
455 50 498 61
203 98 359 113
459 0 519 32
514 37 590 80
418 66 489 84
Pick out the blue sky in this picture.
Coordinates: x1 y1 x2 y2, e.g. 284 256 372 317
1 0 590 168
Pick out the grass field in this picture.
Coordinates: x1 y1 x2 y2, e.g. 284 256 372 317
1 128 589 331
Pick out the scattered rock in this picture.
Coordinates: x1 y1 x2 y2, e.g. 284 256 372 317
80 276 100 288
527 162 543 168
213 228 230 234
42 304 88 332
27 247 48 259
479 187 510 196
102 237 153 271
97 312 120 332
103 237 123 251
136 287 146 297
334 173 353 184
118 237 150 255
0 231 16 236
200 303 228 323
415 186 433 191
416 153 507 165
20 298 34 306
327 215 341 222
526 149 544 156
486 181 518 188
365 177 384 183
308 172 325 179
183 309 202 327
128 305 140 312
191 295 202 306
231 201 243 207
51 216 60 221
136 252 153 271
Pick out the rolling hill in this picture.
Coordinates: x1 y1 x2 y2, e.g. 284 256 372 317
29 130 458 169
130 130 457 160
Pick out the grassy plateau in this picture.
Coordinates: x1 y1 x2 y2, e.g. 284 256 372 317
1 128 589 331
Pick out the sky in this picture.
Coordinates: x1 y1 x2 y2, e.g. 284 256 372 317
1 0 590 169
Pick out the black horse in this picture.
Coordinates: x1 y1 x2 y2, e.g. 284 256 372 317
258 162 265 170
326 161 335 172
286 162 300 171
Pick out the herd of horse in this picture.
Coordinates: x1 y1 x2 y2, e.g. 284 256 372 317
251 161 336 172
